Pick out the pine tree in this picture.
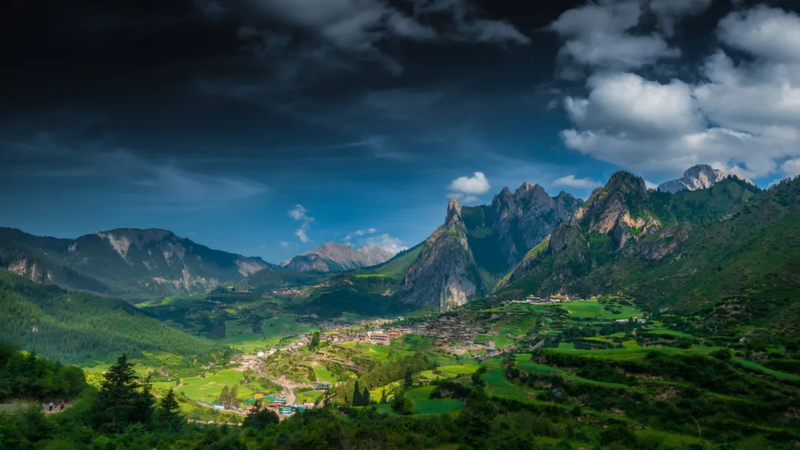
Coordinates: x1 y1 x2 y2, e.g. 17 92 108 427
403 368 413 389
95 354 154 433
219 385 230 407
353 381 361 406
310 331 321 349
379 388 387 404
362 386 371 405
156 388 185 432
229 385 239 408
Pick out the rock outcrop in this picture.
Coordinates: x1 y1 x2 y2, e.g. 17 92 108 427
491 183 581 265
658 164 754 193
403 197 480 311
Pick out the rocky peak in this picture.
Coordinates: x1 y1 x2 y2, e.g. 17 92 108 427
657 164 753 193
606 171 648 195
283 241 393 272
573 171 658 247
445 196 463 227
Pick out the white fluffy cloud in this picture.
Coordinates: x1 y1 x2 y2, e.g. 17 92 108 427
782 158 800 177
447 171 490 203
564 73 703 137
344 227 378 243
364 233 408 254
718 6 800 64
557 5 800 181
548 1 678 77
547 0 717 78
288 204 314 242
448 171 490 194
553 175 603 189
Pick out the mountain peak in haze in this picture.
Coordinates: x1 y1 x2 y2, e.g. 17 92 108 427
281 241 393 273
658 164 754 193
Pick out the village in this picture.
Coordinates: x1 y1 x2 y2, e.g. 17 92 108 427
214 311 522 419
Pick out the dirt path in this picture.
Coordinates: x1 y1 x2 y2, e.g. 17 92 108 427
0 402 72 414
252 364 312 406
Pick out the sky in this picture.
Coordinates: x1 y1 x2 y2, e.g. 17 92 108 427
2 0 800 263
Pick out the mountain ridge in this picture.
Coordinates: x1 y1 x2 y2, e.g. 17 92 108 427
0 227 271 301
280 241 393 272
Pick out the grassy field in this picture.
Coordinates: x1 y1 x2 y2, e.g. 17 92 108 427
733 358 800 382
153 369 255 404
474 335 514 349
218 315 319 352
647 329 694 338
561 300 642 320
404 386 464 415
313 366 336 382
296 390 323 404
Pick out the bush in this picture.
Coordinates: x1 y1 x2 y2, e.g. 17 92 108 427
711 348 732 361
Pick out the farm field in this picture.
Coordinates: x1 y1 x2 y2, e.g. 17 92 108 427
153 369 255 404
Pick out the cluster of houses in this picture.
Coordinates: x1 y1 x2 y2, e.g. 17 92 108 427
270 282 330 298
502 294 579 305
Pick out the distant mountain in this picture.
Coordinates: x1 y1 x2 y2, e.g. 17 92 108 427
658 164 754 193
0 227 271 301
281 242 393 272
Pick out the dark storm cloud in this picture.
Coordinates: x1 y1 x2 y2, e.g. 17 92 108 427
195 0 532 82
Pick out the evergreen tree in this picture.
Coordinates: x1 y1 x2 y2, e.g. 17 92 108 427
94 354 155 433
362 386 371 405
459 387 496 448
403 368 413 389
219 385 230 406
156 388 185 432
379 388 387 404
229 384 239 408
353 381 362 406
310 331 321 349
243 401 279 429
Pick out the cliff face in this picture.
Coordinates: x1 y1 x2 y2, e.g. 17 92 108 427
403 197 480 311
500 171 662 289
491 183 581 265
0 227 270 301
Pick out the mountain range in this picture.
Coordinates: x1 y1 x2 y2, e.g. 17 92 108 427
3 163 799 331
280 242 393 272
0 227 270 301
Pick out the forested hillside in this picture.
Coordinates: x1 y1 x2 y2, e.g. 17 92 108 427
0 270 227 364
0 344 86 402
500 173 800 330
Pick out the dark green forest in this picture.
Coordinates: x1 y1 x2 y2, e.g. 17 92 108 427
0 270 227 365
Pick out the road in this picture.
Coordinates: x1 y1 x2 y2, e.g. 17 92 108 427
251 363 313 406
